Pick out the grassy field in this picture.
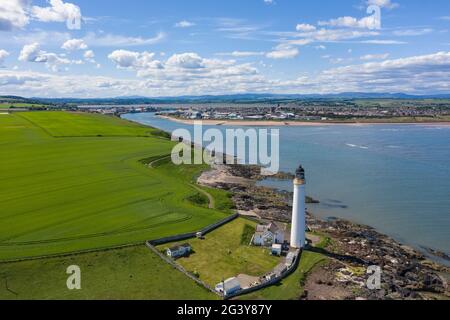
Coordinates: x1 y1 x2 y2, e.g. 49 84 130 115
157 218 280 287
0 245 215 300
0 103 48 109
0 111 229 261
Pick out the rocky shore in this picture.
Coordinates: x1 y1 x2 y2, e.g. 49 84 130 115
198 164 449 300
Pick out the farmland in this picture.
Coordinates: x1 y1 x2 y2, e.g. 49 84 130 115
0 103 48 109
0 245 216 300
0 111 228 261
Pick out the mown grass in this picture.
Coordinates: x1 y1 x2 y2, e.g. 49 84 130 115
0 111 229 261
0 245 216 300
157 218 279 287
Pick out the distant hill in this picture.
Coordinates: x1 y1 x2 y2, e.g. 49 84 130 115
3 92 450 106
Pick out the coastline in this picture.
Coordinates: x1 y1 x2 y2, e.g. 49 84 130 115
157 115 450 127
196 163 449 299
123 114 449 299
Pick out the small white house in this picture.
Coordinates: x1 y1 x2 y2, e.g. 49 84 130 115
167 243 192 259
215 277 241 296
253 223 284 247
271 244 282 256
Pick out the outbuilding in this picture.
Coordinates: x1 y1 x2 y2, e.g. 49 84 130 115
271 244 282 256
167 243 192 259
215 277 241 296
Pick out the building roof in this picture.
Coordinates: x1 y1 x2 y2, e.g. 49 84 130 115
168 243 191 252
224 277 241 291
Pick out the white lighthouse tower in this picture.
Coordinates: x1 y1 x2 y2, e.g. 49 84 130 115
290 165 306 248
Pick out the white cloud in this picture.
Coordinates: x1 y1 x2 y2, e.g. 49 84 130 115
266 47 299 59
360 53 390 60
319 15 379 29
84 50 95 59
4 51 450 97
296 24 316 32
216 51 265 57
0 0 83 31
83 50 96 64
108 50 161 70
392 28 433 36
61 39 88 51
166 53 205 69
0 49 10 66
83 32 165 47
19 42 79 72
362 39 406 44
0 0 29 31
367 0 399 10
31 0 82 30
175 20 195 28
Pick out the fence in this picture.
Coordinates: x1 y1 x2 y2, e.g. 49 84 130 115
147 213 239 246
225 249 302 299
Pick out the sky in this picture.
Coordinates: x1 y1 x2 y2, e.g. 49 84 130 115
0 0 449 98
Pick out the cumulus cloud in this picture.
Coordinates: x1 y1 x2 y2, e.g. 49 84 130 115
0 0 82 31
61 38 88 51
108 50 161 70
19 42 79 72
296 24 316 32
31 0 82 30
266 47 299 59
3 51 450 97
166 53 205 69
174 20 195 28
360 53 390 60
319 15 380 29
108 49 260 87
0 49 10 66
0 0 30 31
367 0 399 10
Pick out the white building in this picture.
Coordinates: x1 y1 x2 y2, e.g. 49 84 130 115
253 223 284 247
166 243 192 259
271 244 282 256
290 165 306 248
215 277 241 296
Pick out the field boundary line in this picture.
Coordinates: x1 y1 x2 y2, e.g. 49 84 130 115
0 242 145 265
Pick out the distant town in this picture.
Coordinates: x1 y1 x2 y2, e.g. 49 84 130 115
1 95 450 123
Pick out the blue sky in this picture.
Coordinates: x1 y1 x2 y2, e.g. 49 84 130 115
0 0 449 97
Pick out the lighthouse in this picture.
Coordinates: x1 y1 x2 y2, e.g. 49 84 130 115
290 165 306 248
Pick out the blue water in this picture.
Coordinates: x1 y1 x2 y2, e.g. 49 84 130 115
123 113 450 257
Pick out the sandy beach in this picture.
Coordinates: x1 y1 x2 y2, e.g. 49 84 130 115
158 115 450 127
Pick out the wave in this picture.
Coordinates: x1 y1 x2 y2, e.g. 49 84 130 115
346 143 369 150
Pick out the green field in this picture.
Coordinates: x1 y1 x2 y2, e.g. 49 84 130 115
0 103 47 109
157 218 280 287
0 111 228 261
0 245 215 300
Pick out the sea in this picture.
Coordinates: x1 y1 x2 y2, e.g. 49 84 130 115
123 112 450 262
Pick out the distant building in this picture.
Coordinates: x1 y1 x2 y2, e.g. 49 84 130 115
253 223 284 247
166 243 192 259
215 277 241 296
